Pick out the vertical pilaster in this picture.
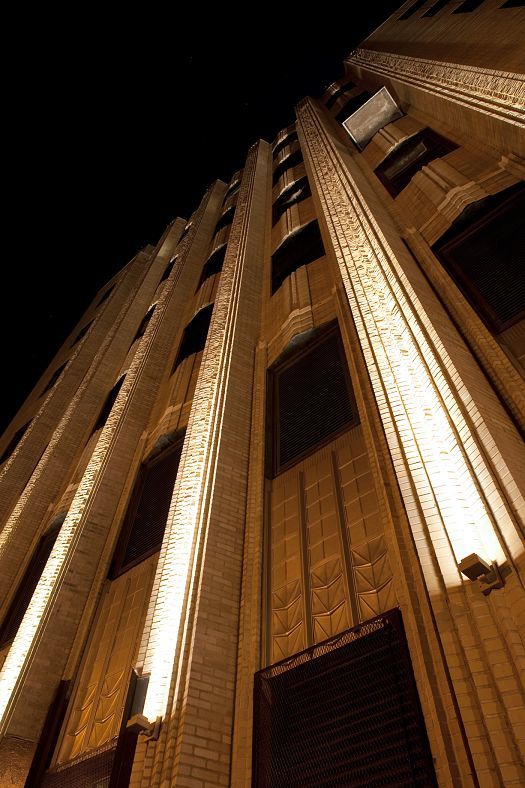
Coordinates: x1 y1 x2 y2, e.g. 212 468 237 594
136 141 269 787
297 97 525 785
0 184 223 745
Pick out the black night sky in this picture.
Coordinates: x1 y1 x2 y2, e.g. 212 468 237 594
2 4 403 434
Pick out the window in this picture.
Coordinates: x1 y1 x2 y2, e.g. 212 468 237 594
267 324 358 476
273 131 298 159
109 441 183 577
398 0 428 18
453 0 485 10
96 284 115 307
271 220 325 294
160 258 176 283
41 361 67 395
499 0 525 6
214 205 235 234
196 244 227 290
325 80 356 109
0 421 31 465
375 128 457 197
253 610 436 787
432 183 525 333
224 178 241 200
335 92 372 125
423 0 450 15
272 149 303 186
90 376 125 436
171 303 214 373
132 305 156 343
72 320 93 345
272 177 312 225
0 521 61 647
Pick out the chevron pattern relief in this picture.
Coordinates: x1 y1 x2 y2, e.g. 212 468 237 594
267 426 396 662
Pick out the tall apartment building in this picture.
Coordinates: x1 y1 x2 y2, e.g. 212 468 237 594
0 2 524 785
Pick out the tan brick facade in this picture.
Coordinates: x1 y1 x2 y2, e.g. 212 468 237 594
1 4 524 785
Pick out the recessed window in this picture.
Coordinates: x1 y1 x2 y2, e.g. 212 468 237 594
499 0 524 6
432 183 525 333
0 421 31 465
272 149 303 187
398 0 428 18
423 0 450 15
172 303 214 373
267 324 358 476
335 92 372 125
96 284 115 307
273 131 298 159
132 306 156 343
72 320 93 345
214 205 235 235
272 177 312 225
41 362 67 396
109 440 183 577
325 80 356 109
223 181 240 203
271 220 325 294
178 222 192 244
375 128 457 197
0 521 61 647
253 610 436 787
196 244 227 290
453 0 485 10
90 376 126 436
160 258 176 283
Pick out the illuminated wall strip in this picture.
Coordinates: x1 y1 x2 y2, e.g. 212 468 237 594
296 99 521 590
0 217 197 734
141 147 260 723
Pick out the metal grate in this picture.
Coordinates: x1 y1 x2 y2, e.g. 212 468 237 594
270 325 356 474
253 609 437 787
42 744 116 787
111 442 183 576
433 182 525 332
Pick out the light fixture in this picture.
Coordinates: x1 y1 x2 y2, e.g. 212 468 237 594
458 553 505 595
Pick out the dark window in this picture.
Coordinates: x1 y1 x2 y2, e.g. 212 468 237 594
267 324 357 476
272 149 303 186
273 131 298 159
224 179 241 200
133 306 156 343
196 244 227 290
500 0 525 6
97 285 115 307
253 610 437 788
375 128 457 197
325 80 356 109
214 205 235 235
160 259 175 283
178 222 192 244
272 177 312 225
453 0 485 10
0 523 60 647
172 303 214 373
91 376 125 436
110 441 183 577
423 0 450 15
271 220 325 294
72 320 93 345
335 91 372 124
398 0 428 17
0 422 31 465
432 183 525 333
41 362 67 395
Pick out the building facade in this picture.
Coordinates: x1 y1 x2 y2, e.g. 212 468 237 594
0 2 524 785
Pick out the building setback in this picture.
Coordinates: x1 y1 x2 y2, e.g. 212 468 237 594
0 2 524 785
